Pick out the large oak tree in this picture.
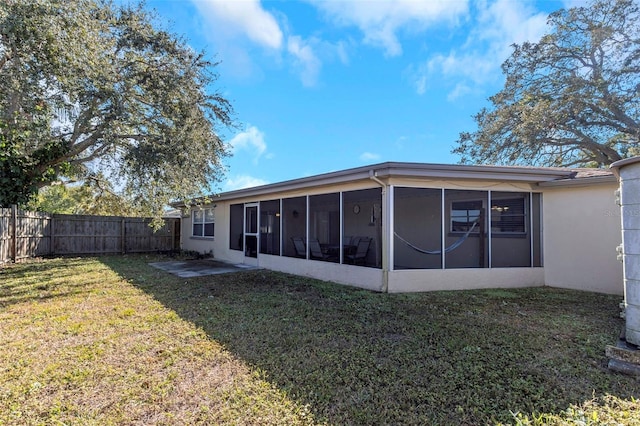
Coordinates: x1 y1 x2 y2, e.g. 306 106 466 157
0 0 233 214
454 0 640 167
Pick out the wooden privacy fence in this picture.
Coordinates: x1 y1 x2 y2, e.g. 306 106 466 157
0 206 180 263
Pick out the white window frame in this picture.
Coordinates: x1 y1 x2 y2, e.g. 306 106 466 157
192 207 215 238
450 199 483 234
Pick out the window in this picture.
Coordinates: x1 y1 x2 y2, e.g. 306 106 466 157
193 208 215 237
491 197 526 233
491 192 530 267
450 200 482 233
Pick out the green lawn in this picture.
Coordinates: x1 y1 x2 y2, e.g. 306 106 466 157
0 255 638 425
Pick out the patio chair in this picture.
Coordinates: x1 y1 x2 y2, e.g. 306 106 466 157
343 235 356 255
291 237 306 258
345 237 371 265
308 238 334 261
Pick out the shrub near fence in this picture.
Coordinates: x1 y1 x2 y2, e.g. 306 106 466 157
0 206 180 263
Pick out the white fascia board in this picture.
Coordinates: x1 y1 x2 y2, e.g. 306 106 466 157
212 170 374 203
374 162 572 182
175 162 577 206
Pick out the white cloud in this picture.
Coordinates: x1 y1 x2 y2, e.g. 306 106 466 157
447 82 473 101
310 0 469 56
223 175 269 191
394 136 408 150
561 0 588 9
474 0 549 55
228 126 268 163
335 40 350 65
192 0 283 50
410 0 549 98
190 1 342 87
287 35 322 87
406 62 430 95
360 152 381 162
188 0 283 81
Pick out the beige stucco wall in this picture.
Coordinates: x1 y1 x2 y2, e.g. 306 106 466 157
259 254 384 291
388 267 545 293
180 206 217 255
542 182 623 294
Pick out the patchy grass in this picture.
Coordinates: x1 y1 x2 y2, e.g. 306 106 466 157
1 255 638 425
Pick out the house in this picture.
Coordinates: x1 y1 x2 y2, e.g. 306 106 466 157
176 162 622 295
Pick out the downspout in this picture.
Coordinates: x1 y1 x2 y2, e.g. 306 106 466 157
369 170 389 293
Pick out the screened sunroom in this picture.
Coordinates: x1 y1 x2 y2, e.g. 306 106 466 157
392 188 542 270
227 187 383 269
178 162 622 294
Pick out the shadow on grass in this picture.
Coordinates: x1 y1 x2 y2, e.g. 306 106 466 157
101 255 639 425
0 258 100 308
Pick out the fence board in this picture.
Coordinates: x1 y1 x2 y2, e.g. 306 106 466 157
0 208 11 263
0 207 180 263
16 209 51 260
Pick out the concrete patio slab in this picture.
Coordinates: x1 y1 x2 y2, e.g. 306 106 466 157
149 259 258 278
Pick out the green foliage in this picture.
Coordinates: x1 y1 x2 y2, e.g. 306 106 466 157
0 120 70 206
455 0 640 167
0 0 233 215
27 182 145 216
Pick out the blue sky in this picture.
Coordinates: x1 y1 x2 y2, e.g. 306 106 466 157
141 0 580 192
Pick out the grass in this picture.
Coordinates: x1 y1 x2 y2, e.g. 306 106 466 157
0 255 638 425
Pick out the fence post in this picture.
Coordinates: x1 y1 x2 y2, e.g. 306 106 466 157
121 217 126 254
10 205 17 262
50 214 55 256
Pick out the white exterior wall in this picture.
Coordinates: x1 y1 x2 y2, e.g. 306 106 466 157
542 183 623 294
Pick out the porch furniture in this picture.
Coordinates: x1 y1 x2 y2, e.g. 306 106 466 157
309 238 335 261
342 236 356 255
345 237 371 265
291 237 306 258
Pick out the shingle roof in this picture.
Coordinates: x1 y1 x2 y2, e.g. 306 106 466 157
570 168 615 179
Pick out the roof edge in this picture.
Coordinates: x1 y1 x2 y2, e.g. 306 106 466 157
610 156 640 178
537 174 618 188
173 162 605 206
